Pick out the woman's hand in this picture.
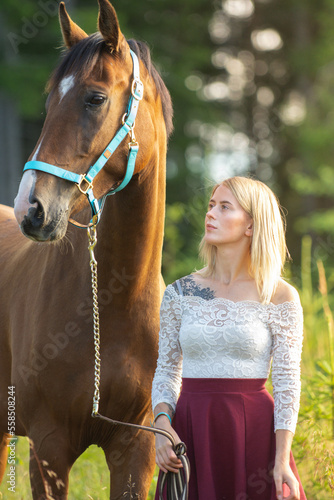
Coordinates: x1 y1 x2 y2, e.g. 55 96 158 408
273 460 300 500
154 415 183 473
274 429 299 500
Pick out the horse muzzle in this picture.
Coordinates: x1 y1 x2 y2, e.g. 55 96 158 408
14 170 69 242
19 202 68 242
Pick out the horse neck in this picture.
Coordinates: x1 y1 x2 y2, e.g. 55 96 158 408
94 156 166 298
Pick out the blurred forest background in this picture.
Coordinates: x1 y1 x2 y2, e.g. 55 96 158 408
1 0 334 498
3 0 334 284
1 0 334 282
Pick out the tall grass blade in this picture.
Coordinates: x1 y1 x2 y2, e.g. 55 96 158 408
317 259 334 439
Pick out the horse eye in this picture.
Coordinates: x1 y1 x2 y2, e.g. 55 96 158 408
86 94 106 107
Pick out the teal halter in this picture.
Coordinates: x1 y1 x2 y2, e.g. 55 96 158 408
23 49 144 227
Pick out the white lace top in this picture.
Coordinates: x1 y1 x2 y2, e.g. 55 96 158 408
152 279 304 433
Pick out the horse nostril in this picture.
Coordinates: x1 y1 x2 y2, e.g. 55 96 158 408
35 201 44 221
27 199 45 227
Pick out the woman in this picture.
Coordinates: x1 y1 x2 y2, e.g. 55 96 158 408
152 176 306 500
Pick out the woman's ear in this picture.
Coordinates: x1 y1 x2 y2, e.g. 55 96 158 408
245 219 253 237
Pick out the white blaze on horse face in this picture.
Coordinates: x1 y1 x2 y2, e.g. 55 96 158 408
14 171 38 225
59 75 75 102
14 140 42 223
31 141 41 162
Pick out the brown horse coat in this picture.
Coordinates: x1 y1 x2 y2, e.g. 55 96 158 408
0 1 172 498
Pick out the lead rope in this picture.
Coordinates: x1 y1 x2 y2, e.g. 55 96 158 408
86 225 190 499
87 223 101 415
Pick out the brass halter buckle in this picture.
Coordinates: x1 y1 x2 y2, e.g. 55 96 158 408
77 174 94 195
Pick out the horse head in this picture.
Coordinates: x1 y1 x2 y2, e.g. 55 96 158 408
14 0 172 242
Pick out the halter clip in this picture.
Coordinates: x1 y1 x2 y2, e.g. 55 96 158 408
77 175 94 195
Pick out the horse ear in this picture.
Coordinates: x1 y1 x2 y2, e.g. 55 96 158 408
59 2 88 49
97 0 127 53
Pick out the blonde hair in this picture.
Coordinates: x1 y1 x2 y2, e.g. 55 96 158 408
199 176 288 304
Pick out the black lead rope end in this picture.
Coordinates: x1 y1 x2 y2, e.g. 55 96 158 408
174 441 187 457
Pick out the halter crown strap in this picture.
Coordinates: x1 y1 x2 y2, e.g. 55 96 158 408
23 49 143 227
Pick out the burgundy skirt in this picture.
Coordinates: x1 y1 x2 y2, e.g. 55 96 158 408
156 378 306 500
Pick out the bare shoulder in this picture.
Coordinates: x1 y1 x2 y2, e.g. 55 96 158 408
192 268 208 279
271 279 301 306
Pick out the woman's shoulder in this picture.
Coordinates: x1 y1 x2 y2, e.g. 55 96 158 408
163 275 192 296
169 274 195 296
168 271 214 299
271 279 301 306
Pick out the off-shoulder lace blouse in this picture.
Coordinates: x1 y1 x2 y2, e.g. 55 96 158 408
151 279 304 434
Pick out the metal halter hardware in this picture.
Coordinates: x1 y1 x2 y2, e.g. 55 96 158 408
23 49 144 228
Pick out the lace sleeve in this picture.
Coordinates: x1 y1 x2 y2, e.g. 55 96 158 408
270 301 304 433
151 284 183 412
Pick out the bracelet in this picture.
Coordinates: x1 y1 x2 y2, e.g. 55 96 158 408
153 412 172 426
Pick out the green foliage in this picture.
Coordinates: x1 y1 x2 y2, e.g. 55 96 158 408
2 0 334 269
0 438 158 499
297 210 334 235
284 1 334 257
293 237 334 495
162 187 210 283
293 423 334 497
0 440 110 499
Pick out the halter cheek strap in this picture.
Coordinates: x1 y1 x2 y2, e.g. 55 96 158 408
23 49 144 228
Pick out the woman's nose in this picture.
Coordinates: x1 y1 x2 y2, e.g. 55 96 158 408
206 207 216 219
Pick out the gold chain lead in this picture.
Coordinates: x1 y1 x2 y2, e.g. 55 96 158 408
87 224 101 416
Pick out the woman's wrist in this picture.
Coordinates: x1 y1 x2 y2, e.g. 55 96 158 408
275 429 293 465
154 412 172 426
274 456 290 468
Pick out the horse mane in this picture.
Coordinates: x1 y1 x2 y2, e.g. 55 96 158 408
127 39 173 139
46 33 173 139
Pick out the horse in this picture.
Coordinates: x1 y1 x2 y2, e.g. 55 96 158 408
0 0 173 498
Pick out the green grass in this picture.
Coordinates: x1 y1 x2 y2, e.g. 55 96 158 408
0 440 108 500
0 439 159 499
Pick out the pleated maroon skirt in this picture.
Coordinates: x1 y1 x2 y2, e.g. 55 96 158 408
156 378 306 500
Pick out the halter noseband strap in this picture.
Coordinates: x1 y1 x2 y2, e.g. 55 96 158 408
23 49 144 228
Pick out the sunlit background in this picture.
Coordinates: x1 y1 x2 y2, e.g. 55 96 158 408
1 0 332 282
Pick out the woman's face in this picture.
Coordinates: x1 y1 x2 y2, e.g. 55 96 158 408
204 184 253 247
